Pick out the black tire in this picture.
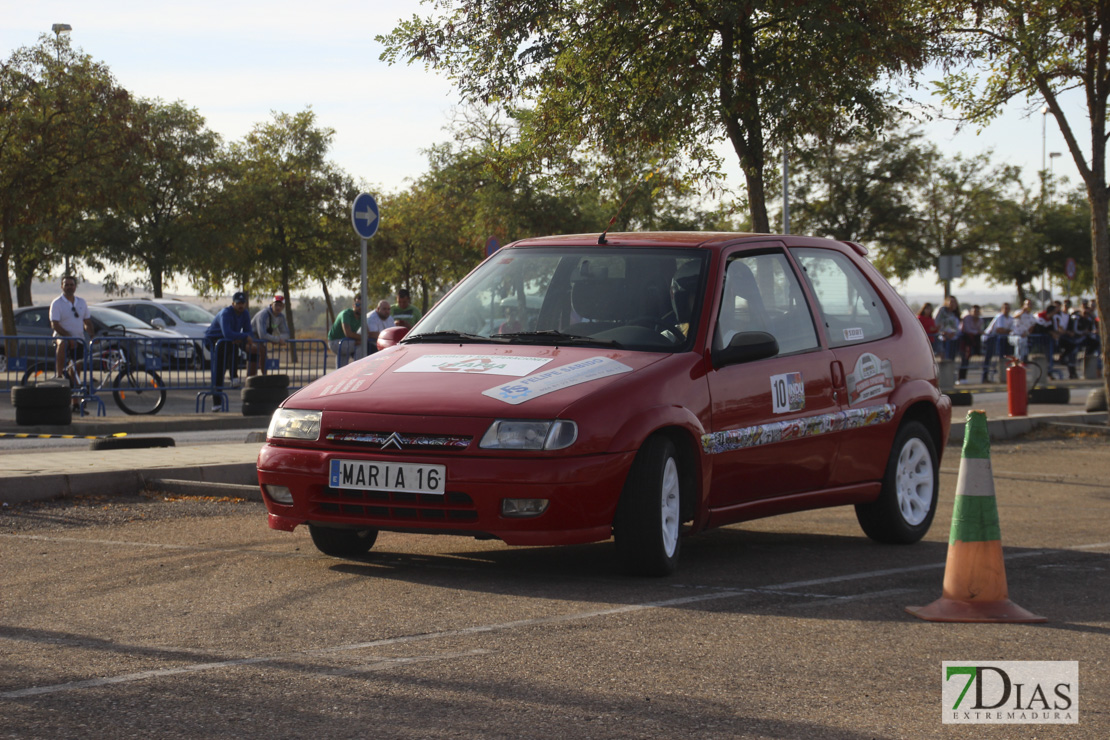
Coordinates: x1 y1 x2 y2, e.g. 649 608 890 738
20 363 65 387
948 390 974 407
16 405 72 426
1086 386 1108 412
89 436 176 450
240 387 289 404
242 401 282 417
855 420 938 544
245 374 290 390
308 525 378 557
11 383 72 408
1028 386 1070 404
112 369 167 415
614 435 684 577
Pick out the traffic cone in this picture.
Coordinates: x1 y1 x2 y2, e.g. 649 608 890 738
905 410 1046 623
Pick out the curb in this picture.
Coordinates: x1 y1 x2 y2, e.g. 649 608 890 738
947 411 1108 446
3 462 258 505
0 414 267 438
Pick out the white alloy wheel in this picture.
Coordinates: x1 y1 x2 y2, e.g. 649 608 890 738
660 457 681 557
895 437 934 526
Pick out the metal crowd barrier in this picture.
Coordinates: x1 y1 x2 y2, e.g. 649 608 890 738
2 334 331 414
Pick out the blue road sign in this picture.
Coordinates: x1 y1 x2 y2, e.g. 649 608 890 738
351 193 379 239
485 236 500 257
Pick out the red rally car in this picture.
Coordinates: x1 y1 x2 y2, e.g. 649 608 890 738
258 232 951 575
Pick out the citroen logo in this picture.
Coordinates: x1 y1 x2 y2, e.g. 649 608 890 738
381 432 404 450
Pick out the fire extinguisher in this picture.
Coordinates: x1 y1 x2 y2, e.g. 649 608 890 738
1007 356 1027 417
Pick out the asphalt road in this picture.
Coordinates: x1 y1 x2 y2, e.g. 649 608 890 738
1 429 1108 739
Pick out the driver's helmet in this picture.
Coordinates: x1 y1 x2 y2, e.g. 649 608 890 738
670 260 702 324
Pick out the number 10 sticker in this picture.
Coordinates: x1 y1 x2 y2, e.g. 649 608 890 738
771 372 805 414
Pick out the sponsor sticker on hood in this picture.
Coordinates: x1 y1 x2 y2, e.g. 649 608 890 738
396 354 552 376
483 356 633 405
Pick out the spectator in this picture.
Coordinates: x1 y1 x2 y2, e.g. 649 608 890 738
250 294 291 376
1033 303 1061 378
980 302 1013 383
328 295 362 368
205 291 261 389
365 300 392 351
1010 299 1038 362
957 304 983 383
48 275 96 381
934 296 960 360
391 288 422 329
917 303 938 354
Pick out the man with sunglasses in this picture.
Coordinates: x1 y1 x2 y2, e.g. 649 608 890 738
204 291 261 390
49 275 95 379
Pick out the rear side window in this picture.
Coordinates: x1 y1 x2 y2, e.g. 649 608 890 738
791 248 892 347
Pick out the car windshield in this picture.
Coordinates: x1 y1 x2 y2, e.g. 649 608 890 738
162 302 216 324
90 306 158 330
406 247 708 352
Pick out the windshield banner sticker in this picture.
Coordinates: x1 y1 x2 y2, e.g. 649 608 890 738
771 372 805 414
483 357 633 405
847 352 895 405
701 404 895 455
396 354 552 376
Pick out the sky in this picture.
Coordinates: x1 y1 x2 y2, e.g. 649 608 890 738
1 1 1091 301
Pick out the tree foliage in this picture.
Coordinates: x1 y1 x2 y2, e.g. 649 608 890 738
0 35 137 336
380 0 931 233
84 100 223 298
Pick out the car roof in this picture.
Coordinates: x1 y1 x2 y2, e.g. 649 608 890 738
506 231 860 252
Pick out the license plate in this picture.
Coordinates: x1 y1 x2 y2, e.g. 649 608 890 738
329 459 446 495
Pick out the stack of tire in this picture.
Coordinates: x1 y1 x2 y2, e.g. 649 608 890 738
11 381 72 426
241 374 289 417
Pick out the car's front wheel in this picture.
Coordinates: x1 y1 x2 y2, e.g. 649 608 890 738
308 525 379 558
614 435 683 576
855 420 938 544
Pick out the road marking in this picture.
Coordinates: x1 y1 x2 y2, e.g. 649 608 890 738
3 541 1104 700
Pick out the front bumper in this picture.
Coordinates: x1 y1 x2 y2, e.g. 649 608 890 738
257 443 637 546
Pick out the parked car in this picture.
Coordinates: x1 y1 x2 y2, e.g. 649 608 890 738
258 232 952 575
12 305 196 371
99 298 216 365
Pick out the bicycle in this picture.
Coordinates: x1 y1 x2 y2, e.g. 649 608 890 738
22 337 167 415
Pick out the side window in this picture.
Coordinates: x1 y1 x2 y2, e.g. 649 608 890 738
791 248 892 347
715 252 819 355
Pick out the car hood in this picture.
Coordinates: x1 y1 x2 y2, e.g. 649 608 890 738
287 344 669 417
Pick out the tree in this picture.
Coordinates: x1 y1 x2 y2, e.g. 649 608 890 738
85 100 223 297
380 0 930 233
790 127 932 280
0 35 137 338
208 110 358 342
935 0 1110 416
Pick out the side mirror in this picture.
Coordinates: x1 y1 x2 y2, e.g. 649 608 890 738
713 331 779 368
150 318 167 329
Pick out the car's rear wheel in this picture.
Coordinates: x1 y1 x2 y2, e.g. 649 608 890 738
308 525 378 557
855 420 938 544
614 435 682 576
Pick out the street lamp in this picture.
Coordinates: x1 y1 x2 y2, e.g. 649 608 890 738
1041 104 1049 174
51 23 72 275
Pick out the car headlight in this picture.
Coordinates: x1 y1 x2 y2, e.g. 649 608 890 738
479 420 577 450
268 409 322 441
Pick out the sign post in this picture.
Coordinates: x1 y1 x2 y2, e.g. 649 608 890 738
1065 257 1077 299
351 193 380 358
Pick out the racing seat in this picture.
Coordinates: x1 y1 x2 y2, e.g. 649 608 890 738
567 278 633 334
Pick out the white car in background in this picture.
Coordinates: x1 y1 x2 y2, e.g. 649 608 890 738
99 298 217 366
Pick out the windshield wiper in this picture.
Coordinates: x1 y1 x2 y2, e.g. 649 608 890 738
497 330 623 348
403 330 505 344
